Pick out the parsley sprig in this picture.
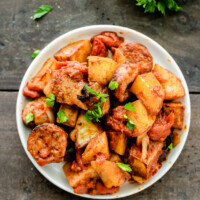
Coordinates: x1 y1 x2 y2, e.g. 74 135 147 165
124 102 136 111
57 110 69 123
168 143 173 150
31 50 40 58
85 85 109 103
124 115 136 130
26 112 34 124
45 93 55 107
33 5 53 20
109 81 119 90
117 163 132 172
66 147 75 153
136 0 181 15
84 102 103 123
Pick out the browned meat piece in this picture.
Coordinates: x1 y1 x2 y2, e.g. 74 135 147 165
113 42 153 74
23 85 41 98
74 179 97 194
148 111 175 142
163 102 185 129
22 96 55 126
44 62 88 110
90 38 107 57
106 106 133 136
128 141 163 180
27 123 68 166
91 31 124 48
112 61 139 102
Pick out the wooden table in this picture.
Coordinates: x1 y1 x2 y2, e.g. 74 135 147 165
0 0 199 199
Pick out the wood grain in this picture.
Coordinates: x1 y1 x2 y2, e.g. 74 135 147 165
0 0 200 91
0 92 199 200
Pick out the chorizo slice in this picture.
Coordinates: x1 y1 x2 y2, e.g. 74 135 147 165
27 123 68 166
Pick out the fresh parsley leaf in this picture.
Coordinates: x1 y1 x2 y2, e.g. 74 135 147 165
66 147 75 153
84 102 103 123
124 102 136 111
26 112 34 124
85 85 109 102
136 0 181 15
124 115 136 130
45 93 55 107
117 163 132 172
168 143 173 150
57 110 69 123
31 50 40 58
33 5 53 20
108 81 119 90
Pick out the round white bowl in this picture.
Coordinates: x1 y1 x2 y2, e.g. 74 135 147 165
16 25 191 199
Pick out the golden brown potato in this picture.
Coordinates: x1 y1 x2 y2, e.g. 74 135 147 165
75 111 103 148
88 56 119 85
128 141 163 179
54 40 91 62
126 100 156 137
22 96 55 126
153 64 185 100
130 73 165 115
91 160 129 188
57 104 79 127
82 132 110 164
27 58 58 92
112 48 127 64
107 131 127 156
110 153 122 163
63 162 98 188
163 102 185 129
69 129 76 142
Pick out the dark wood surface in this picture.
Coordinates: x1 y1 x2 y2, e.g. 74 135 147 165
0 0 199 199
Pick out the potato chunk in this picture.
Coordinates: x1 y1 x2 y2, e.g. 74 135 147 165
63 162 98 188
88 56 119 85
128 141 163 179
57 104 79 127
130 73 165 115
82 132 109 164
107 131 127 156
54 40 91 62
27 58 58 92
153 64 185 100
163 102 185 129
75 111 103 148
91 160 129 188
126 100 156 137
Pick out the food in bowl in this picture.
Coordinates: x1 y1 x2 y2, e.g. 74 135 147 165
22 31 185 195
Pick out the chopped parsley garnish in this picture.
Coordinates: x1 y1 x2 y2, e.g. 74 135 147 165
124 115 136 130
168 143 173 150
66 147 75 153
57 110 69 123
84 102 103 123
26 112 34 124
31 50 40 58
117 163 132 173
45 93 55 107
108 81 119 90
85 85 109 103
124 102 136 111
33 5 53 20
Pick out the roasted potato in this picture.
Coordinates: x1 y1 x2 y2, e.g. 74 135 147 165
57 104 79 127
163 102 185 129
130 73 165 115
75 111 103 148
153 64 185 100
69 129 76 142
82 132 110 164
128 141 163 179
110 153 122 163
107 131 127 156
126 100 156 137
27 58 58 92
88 56 119 85
112 48 127 64
54 40 91 62
63 162 98 188
91 160 130 188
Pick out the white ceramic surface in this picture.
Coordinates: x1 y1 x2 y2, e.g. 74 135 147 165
16 25 191 199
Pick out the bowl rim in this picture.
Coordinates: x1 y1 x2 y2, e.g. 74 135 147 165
16 25 191 199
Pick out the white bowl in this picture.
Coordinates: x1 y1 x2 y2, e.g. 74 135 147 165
16 25 191 199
